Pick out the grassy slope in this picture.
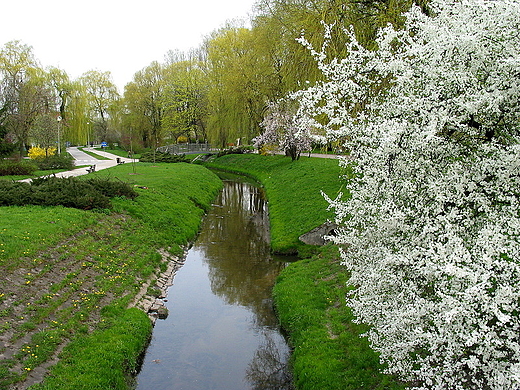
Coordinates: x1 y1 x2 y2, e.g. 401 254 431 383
203 154 404 390
204 154 344 254
0 163 222 389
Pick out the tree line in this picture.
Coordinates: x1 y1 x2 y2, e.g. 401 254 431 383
0 0 421 156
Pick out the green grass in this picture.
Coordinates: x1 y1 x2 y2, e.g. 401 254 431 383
0 169 72 181
78 147 110 160
204 153 403 390
274 246 405 390
2 154 401 389
0 206 97 269
0 162 223 389
94 148 142 159
89 162 222 252
30 307 152 390
203 154 345 254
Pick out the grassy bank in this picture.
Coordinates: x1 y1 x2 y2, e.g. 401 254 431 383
93 147 142 160
203 154 344 254
0 163 222 389
273 246 405 390
203 154 404 389
0 169 73 182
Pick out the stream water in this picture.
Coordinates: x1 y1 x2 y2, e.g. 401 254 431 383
134 179 293 390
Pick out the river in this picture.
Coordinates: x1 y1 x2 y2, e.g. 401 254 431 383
134 179 293 390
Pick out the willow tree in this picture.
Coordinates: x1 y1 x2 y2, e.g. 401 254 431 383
46 67 78 143
67 81 92 145
123 61 165 148
0 40 43 155
205 25 272 147
79 70 119 143
161 55 209 144
252 0 426 93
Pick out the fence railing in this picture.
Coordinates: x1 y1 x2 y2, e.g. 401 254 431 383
157 143 215 155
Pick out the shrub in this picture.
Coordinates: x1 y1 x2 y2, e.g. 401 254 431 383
0 177 138 210
0 181 33 205
28 146 56 159
0 160 38 176
34 154 75 170
216 146 252 158
84 177 138 199
293 0 520 387
259 143 278 156
139 151 189 163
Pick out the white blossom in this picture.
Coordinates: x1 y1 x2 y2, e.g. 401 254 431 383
253 99 313 160
294 0 520 388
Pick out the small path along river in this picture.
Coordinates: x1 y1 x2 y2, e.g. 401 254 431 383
135 179 293 390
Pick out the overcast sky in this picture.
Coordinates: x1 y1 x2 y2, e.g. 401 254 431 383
1 0 258 92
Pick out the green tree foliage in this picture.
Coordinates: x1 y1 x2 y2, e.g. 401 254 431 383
0 41 122 151
30 112 59 150
79 70 120 143
123 62 164 148
161 56 208 144
0 2 426 152
67 81 92 145
205 25 275 147
0 41 46 155
253 0 424 88
198 0 422 147
46 67 89 146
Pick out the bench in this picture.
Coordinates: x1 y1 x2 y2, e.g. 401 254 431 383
86 165 96 173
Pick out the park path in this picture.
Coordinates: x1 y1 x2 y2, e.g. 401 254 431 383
20 147 136 182
21 148 338 183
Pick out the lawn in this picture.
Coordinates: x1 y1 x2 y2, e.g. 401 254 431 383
0 162 222 389
203 153 404 389
203 153 345 254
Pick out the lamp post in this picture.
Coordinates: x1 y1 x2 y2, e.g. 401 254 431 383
56 116 62 155
86 121 90 147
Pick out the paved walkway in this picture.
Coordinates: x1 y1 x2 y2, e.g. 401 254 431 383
20 148 340 183
20 147 137 182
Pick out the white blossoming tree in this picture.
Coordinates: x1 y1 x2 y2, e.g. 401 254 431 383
253 100 313 160
293 0 520 388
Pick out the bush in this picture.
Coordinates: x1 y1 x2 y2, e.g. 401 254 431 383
34 154 75 170
0 181 33 205
139 151 189 163
0 160 38 176
84 177 138 199
0 177 138 210
216 146 253 158
28 146 56 159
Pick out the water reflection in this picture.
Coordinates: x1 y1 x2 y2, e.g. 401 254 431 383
198 181 286 327
135 180 293 390
246 332 293 390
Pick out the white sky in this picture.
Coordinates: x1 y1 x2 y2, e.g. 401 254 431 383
1 0 258 92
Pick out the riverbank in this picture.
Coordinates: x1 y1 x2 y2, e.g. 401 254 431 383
0 163 222 389
2 154 401 389
203 154 405 389
203 153 343 254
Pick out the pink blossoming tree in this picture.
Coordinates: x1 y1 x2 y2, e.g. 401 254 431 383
253 100 313 161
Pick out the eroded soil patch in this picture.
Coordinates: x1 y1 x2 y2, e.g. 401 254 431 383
0 214 170 389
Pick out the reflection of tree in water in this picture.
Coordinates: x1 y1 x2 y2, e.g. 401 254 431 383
194 180 292 388
196 180 287 327
246 332 294 390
